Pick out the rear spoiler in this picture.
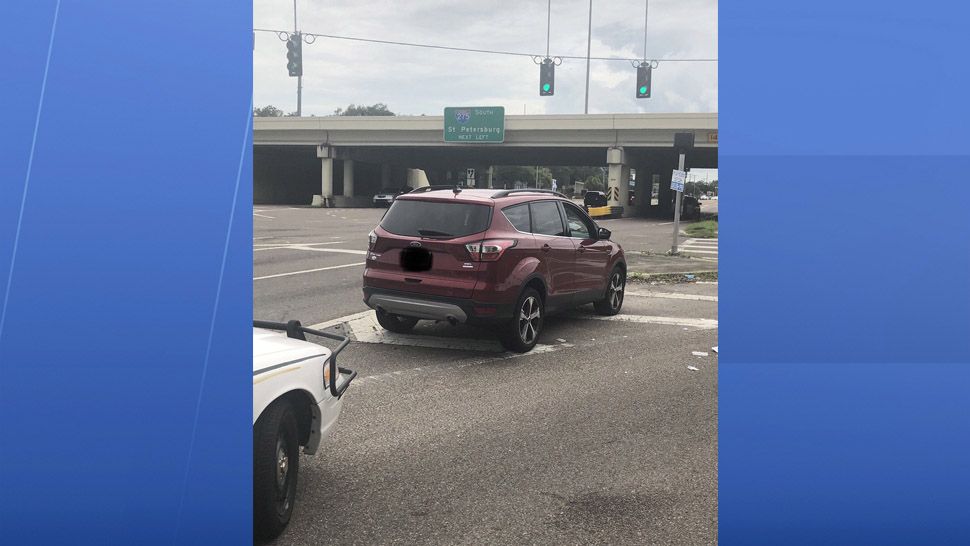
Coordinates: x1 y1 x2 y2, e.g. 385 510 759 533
253 319 357 398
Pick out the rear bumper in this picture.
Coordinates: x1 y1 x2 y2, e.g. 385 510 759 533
363 287 512 324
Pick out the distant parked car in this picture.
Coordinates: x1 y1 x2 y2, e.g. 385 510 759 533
373 187 411 207
583 190 607 208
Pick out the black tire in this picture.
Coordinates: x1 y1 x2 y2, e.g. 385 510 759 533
254 400 300 542
375 308 419 333
594 265 625 316
500 287 544 353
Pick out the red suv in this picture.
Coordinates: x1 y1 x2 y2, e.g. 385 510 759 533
362 187 626 352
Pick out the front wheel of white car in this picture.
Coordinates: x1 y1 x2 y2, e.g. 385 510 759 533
254 400 300 542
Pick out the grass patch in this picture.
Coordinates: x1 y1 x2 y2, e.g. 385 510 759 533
685 220 718 238
628 271 718 284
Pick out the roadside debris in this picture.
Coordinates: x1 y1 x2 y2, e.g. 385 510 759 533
691 351 708 357
687 366 700 371
711 346 718 354
556 338 567 343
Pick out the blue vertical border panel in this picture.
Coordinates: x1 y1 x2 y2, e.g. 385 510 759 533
720 1 970 544
0 1 252 544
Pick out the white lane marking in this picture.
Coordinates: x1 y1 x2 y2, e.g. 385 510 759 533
253 242 347 252
254 242 342 247
253 213 275 219
287 245 367 255
680 248 718 255
626 291 718 302
353 343 570 386
311 310 573 355
254 262 364 281
576 313 718 329
308 310 374 331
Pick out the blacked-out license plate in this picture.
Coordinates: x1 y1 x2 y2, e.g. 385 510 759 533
400 247 433 272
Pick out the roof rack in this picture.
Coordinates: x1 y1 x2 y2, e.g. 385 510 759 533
490 188 569 199
407 185 464 194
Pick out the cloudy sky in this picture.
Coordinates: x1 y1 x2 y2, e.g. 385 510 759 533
253 0 717 116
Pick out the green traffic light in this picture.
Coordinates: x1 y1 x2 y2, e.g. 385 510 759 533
543 83 551 92
639 86 647 94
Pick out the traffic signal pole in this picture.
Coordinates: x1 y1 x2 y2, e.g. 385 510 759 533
294 0 301 116
584 0 592 113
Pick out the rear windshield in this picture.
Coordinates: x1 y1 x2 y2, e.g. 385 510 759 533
380 199 491 238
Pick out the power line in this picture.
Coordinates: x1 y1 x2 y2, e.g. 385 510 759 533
252 28 717 63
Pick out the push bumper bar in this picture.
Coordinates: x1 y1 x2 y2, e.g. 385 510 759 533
253 319 357 398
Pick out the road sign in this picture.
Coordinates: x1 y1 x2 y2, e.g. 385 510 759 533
444 107 505 143
671 170 686 192
607 186 619 200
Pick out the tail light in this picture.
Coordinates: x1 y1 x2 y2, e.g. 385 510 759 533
367 230 378 250
465 239 516 262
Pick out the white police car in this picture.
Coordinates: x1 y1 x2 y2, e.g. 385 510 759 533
252 320 356 541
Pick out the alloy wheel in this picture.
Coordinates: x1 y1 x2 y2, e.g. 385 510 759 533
518 296 541 343
609 272 624 310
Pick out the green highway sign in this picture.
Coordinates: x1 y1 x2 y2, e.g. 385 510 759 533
444 106 505 143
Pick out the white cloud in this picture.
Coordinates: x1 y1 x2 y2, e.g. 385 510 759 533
254 0 717 115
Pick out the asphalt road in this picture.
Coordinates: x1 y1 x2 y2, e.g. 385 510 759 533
254 205 718 545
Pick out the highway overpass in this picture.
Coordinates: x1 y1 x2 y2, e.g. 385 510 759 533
254 112 717 216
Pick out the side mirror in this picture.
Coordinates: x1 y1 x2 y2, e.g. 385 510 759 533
597 227 611 240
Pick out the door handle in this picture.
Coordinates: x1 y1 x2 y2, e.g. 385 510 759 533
541 244 551 252
577 246 586 253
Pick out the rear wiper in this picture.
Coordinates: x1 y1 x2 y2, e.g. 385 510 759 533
417 229 453 238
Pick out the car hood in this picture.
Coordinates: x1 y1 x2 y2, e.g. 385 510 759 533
253 327 329 374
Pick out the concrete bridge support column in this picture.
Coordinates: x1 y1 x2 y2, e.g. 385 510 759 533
606 147 630 215
408 168 430 188
381 163 391 189
342 160 355 197
316 145 334 206
487 166 494 189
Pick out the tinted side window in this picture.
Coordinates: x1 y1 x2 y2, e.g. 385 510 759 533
529 201 566 236
563 204 593 239
502 204 531 232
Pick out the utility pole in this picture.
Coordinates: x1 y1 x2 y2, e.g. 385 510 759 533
294 0 302 117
